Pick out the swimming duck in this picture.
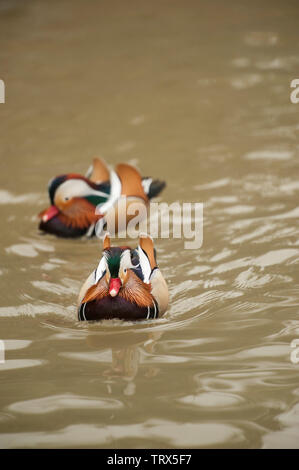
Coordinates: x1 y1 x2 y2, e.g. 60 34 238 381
38 158 165 238
77 233 169 321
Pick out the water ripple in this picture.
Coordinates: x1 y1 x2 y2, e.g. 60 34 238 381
7 394 123 414
0 420 245 448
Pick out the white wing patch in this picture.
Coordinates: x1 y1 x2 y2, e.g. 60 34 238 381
142 178 152 195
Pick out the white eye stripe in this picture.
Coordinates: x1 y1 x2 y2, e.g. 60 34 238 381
95 255 107 284
95 248 150 284
137 246 151 284
55 179 108 202
120 250 134 271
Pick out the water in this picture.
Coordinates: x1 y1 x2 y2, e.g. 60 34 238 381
0 0 299 449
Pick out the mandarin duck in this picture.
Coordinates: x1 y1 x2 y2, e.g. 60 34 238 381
39 158 165 238
77 233 169 321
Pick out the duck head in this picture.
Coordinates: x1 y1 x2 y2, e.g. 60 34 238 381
39 173 109 237
93 233 151 303
104 246 134 299
78 233 168 321
39 158 110 237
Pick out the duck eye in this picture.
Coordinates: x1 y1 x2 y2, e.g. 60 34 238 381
64 197 69 201
124 268 127 274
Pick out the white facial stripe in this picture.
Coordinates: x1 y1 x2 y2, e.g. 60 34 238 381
137 246 152 284
54 179 108 203
98 170 121 215
95 255 107 284
120 250 134 271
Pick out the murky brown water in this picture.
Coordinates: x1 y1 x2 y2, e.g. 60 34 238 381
1 0 299 449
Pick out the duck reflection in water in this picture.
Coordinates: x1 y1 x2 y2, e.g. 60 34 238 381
86 330 163 396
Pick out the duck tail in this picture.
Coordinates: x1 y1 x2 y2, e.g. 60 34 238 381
142 178 166 199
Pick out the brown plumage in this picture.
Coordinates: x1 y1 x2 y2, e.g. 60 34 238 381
83 270 154 308
116 163 148 202
118 270 154 307
57 198 101 229
83 276 109 303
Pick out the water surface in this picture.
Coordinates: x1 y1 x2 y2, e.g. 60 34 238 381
0 0 299 449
